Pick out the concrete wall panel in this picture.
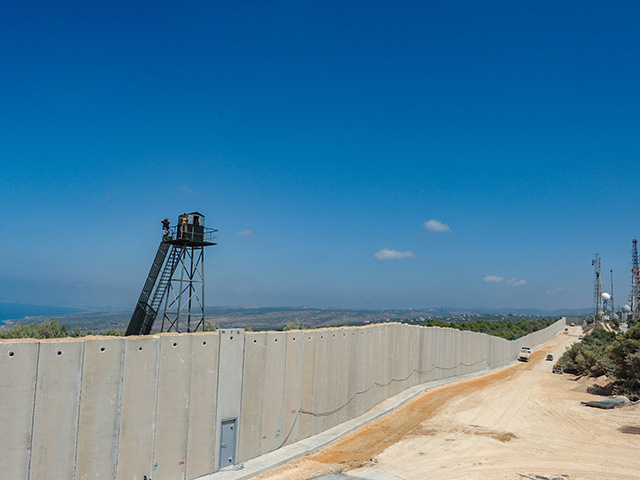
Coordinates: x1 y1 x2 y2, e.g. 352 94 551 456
153 335 193 480
467 331 477 373
460 330 469 376
408 325 420 389
419 327 430 381
281 331 303 447
345 329 359 420
322 329 340 431
368 325 384 405
0 342 38 480
365 326 377 414
417 327 429 382
405 325 415 388
215 329 245 469
311 331 330 435
75 337 124 480
390 325 403 397
335 329 351 426
447 328 457 377
238 332 266 462
425 328 434 380
261 331 286 454
298 331 317 440
29 340 84 480
354 328 368 417
427 328 438 380
381 324 392 400
439 328 449 377
186 332 219 480
116 336 159 480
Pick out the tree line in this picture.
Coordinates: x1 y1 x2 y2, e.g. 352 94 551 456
420 317 558 340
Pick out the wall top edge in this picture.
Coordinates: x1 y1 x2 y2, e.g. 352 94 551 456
0 330 221 345
0 318 564 344
246 321 405 335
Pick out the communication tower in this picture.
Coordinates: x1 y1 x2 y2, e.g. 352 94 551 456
610 269 615 318
631 239 640 321
592 253 603 324
126 212 218 335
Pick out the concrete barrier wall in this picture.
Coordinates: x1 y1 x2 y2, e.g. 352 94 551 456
0 319 564 480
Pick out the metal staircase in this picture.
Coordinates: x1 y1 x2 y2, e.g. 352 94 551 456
125 242 184 335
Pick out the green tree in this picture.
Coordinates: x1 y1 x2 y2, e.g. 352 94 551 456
204 321 219 331
283 319 301 331
0 320 69 339
608 324 640 398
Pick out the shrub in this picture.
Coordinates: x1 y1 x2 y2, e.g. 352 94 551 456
0 319 70 339
283 319 301 331
608 324 640 399
559 328 616 376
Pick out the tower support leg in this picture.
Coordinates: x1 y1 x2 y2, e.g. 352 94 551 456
162 246 206 333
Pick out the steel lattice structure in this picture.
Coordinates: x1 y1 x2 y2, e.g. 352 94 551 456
610 269 615 318
126 212 218 336
592 253 603 323
161 245 207 333
631 239 640 321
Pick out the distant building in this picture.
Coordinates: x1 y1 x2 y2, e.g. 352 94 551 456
562 315 586 325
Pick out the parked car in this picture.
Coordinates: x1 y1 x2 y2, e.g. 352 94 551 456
552 364 564 374
579 334 584 340
546 354 554 361
518 346 531 362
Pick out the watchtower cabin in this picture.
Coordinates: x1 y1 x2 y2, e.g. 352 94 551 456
126 212 218 336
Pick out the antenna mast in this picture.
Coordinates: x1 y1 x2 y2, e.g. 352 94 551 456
592 253 602 325
631 240 640 321
610 269 615 318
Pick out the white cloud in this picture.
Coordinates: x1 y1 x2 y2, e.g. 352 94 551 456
547 287 566 296
483 275 503 283
424 219 452 233
508 278 527 287
236 229 253 237
374 249 416 260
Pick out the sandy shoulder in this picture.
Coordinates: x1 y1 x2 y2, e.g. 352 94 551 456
255 327 640 480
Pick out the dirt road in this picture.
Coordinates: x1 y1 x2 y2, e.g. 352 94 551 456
255 327 640 480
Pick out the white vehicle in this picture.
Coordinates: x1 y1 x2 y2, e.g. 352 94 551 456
518 346 531 362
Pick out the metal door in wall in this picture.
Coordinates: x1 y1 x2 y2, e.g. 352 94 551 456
219 418 237 468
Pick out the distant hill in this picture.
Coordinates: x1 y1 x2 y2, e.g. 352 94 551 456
202 305 577 331
0 304 586 334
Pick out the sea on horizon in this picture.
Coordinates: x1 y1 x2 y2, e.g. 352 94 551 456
0 302 87 325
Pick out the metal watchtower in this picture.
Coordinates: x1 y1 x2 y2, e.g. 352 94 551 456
125 212 218 336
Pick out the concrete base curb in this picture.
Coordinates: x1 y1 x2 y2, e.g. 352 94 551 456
196 366 498 480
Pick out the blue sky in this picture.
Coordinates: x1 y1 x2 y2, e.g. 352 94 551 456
2 1 640 311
